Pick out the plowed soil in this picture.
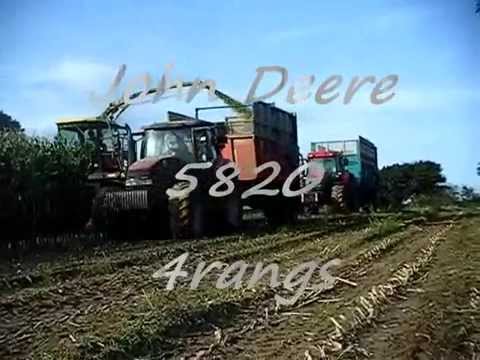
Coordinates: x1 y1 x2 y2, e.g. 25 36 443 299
1 212 479 360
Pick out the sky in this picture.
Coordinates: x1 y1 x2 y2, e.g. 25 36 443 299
1 0 479 187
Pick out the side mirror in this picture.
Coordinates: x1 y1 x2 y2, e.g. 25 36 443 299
341 157 349 166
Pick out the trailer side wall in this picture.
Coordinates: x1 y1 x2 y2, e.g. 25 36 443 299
221 102 299 183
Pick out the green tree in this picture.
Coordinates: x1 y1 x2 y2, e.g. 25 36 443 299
460 185 480 201
461 186 474 200
378 161 447 209
0 110 22 131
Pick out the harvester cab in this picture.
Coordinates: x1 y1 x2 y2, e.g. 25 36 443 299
56 116 135 187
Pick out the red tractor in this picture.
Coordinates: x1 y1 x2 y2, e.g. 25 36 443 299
302 148 357 213
90 112 243 240
302 137 379 214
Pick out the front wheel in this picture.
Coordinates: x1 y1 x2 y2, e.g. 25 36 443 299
168 183 207 240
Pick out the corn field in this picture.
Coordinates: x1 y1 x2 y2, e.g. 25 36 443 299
0 131 94 253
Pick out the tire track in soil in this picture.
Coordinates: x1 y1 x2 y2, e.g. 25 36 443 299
0 218 366 359
177 224 447 359
0 223 352 310
336 218 480 360
1 215 366 309
299 224 453 360
159 224 403 358
158 225 413 359
1 217 365 294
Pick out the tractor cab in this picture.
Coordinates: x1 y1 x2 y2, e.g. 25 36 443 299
139 121 218 163
125 113 220 188
56 116 135 185
306 148 348 183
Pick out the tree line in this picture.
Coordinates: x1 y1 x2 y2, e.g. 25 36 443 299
378 161 479 210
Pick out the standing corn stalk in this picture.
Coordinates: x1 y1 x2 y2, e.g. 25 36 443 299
0 130 93 254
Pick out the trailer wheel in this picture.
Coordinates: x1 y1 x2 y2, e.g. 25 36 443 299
264 207 282 226
224 192 243 232
168 183 206 240
264 198 299 226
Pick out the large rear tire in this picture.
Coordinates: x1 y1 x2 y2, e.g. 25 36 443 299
264 198 299 227
168 183 206 240
331 184 359 213
331 184 348 212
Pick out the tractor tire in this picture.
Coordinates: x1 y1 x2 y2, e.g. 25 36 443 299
264 198 299 227
87 187 111 236
224 192 243 233
88 187 124 240
168 183 206 240
331 184 349 212
263 206 282 227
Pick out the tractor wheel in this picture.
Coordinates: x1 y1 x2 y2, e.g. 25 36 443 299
331 184 359 213
105 214 130 241
304 204 319 217
224 192 243 232
264 198 299 227
331 184 349 212
168 183 206 240
89 187 124 240
263 206 282 227
87 187 113 237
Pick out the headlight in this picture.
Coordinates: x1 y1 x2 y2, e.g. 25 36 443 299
106 172 121 179
126 177 153 187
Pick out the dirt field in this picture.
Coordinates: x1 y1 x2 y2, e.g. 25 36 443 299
1 211 479 360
